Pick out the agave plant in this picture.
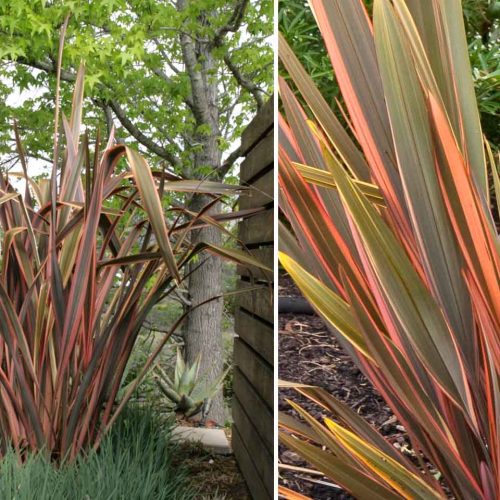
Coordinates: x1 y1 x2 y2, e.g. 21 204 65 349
154 350 229 420
0 58 265 462
278 0 500 499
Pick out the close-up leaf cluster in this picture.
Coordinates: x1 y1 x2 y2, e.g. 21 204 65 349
278 0 500 498
279 0 499 145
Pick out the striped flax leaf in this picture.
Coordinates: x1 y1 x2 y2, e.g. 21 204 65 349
279 0 499 498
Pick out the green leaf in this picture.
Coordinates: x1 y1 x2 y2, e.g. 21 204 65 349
279 252 374 362
279 432 401 500
324 419 442 499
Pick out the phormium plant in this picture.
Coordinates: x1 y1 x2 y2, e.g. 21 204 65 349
278 0 500 499
0 54 263 461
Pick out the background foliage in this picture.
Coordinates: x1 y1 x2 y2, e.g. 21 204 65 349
279 0 499 145
0 0 273 174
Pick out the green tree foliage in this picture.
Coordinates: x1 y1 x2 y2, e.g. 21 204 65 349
278 0 335 105
0 0 273 174
464 0 500 144
279 0 499 145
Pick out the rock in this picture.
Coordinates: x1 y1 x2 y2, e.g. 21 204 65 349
172 426 232 455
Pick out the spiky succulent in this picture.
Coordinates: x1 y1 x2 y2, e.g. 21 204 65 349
155 351 229 420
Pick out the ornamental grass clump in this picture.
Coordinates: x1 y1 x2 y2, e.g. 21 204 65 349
0 408 195 500
278 0 500 498
0 59 260 462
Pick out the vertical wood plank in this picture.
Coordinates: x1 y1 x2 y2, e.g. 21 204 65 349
233 96 274 500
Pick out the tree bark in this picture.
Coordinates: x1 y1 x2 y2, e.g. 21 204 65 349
178 9 226 423
184 195 225 424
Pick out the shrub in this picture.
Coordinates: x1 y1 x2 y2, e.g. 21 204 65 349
0 62 262 462
154 350 230 420
278 0 500 498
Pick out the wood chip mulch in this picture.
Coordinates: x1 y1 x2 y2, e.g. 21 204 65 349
278 274 407 499
174 441 251 499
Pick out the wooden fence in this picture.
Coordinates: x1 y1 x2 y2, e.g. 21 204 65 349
232 97 274 500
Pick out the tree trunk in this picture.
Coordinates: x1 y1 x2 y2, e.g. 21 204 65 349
177 0 226 425
184 194 225 424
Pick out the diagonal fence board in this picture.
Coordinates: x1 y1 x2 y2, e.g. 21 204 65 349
233 426 271 500
236 281 273 324
241 97 274 156
234 310 273 365
233 396 273 494
233 96 274 499
239 168 274 210
240 132 274 184
234 338 273 408
233 367 273 454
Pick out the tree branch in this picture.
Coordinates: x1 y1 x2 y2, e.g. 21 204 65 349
221 92 242 137
219 144 242 179
93 99 125 144
16 57 76 82
223 55 264 109
177 1 211 126
103 104 115 139
15 57 181 167
149 65 195 111
107 100 181 167
211 0 249 48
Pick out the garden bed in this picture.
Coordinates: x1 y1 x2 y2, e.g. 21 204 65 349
278 273 405 499
174 440 251 499
0 406 248 500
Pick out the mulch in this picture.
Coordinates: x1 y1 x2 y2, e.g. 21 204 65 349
174 439 251 499
278 273 406 499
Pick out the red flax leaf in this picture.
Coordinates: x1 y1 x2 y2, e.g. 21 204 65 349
279 1 499 496
308 0 413 246
126 147 180 283
428 93 500 333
